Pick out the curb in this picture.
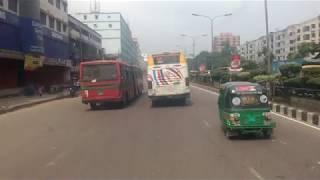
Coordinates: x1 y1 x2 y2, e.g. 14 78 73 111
0 95 68 115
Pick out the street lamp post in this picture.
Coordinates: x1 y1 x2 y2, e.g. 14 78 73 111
192 13 232 53
264 0 271 74
180 34 207 58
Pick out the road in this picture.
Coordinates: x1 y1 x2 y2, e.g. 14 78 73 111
0 85 320 179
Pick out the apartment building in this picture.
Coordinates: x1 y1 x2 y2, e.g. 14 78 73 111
240 15 320 62
213 33 240 52
74 12 141 65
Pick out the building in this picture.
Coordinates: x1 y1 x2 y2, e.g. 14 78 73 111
0 0 104 95
0 0 72 91
240 15 320 62
73 12 141 65
68 15 102 63
213 33 240 53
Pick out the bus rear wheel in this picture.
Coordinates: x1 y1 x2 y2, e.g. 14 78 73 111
90 103 98 110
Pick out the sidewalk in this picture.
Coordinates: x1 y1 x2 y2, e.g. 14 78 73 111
0 91 69 114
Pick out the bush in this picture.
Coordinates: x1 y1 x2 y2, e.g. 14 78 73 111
283 77 304 88
231 72 251 81
253 74 279 83
306 77 320 89
279 63 302 78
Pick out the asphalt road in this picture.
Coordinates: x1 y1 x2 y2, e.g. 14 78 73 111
0 85 320 179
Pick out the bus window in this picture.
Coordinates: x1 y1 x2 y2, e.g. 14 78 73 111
153 55 179 65
82 64 117 82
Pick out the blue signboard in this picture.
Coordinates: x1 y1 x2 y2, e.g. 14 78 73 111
272 59 304 73
20 17 44 54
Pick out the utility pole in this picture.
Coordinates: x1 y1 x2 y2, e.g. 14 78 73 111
264 0 271 74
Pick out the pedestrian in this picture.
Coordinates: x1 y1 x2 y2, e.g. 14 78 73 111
38 85 43 96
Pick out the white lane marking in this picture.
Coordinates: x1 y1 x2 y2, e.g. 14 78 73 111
192 85 320 133
45 151 67 167
271 112 320 132
249 167 265 180
191 85 219 96
202 120 210 128
279 140 288 145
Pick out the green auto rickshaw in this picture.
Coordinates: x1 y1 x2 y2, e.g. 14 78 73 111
218 82 276 139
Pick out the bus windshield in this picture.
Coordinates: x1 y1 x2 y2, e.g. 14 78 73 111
82 64 117 82
153 55 179 65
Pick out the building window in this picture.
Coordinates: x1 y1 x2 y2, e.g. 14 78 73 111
303 34 310 40
108 24 112 28
63 23 67 32
63 2 67 12
8 0 18 12
277 42 280 47
84 15 87 20
56 0 61 9
95 15 99 19
290 47 295 52
312 24 316 29
303 26 310 32
107 15 111 18
49 16 55 29
56 20 61 32
0 0 3 7
290 40 295 44
94 24 98 28
40 12 47 25
48 0 54 5
312 32 316 38
297 29 300 33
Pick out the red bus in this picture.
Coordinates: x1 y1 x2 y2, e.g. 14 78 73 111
80 60 143 109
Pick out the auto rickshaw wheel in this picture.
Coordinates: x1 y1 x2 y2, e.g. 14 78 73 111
225 129 234 139
263 129 273 139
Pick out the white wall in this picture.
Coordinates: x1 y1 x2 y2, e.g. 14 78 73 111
102 38 121 55
40 0 68 35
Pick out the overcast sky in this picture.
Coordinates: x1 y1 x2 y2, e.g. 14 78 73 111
69 0 320 55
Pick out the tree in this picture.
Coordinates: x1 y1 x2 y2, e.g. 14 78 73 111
241 60 258 71
288 42 316 59
279 63 302 78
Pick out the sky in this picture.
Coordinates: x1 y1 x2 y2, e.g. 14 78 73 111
68 0 320 55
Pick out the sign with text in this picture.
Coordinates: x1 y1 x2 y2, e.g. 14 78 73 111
24 55 43 71
229 55 242 72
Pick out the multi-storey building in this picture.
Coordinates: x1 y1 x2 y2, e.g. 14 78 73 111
74 11 141 65
213 33 240 53
240 15 320 62
0 0 103 95
0 0 72 91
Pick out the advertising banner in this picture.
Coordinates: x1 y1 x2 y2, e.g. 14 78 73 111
199 64 206 72
24 54 43 71
229 55 242 72
20 17 44 54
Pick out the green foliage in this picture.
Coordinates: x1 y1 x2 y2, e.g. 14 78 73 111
306 77 320 89
283 77 304 88
241 60 258 71
279 63 302 78
231 72 251 81
253 74 279 83
287 42 316 59
212 69 229 83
